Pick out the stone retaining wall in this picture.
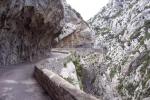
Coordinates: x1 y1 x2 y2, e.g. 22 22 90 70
34 66 99 100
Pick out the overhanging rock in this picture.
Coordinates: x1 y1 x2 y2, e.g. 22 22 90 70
0 0 64 66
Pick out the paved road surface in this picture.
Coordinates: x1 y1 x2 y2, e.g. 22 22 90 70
0 51 69 100
0 63 51 100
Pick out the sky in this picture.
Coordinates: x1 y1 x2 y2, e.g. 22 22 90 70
66 0 109 20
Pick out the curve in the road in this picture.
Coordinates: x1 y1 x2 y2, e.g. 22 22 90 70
0 51 69 100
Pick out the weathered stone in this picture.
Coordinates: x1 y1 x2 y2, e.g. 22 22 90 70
34 66 99 100
53 3 94 48
0 0 64 66
89 0 150 99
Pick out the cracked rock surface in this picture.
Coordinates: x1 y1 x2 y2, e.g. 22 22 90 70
89 0 150 99
0 0 93 66
0 0 64 66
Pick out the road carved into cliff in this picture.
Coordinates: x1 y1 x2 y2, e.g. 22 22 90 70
0 52 69 100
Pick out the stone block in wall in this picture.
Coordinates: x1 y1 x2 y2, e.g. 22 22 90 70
34 66 99 100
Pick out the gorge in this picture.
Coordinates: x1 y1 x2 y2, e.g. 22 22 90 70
0 0 150 100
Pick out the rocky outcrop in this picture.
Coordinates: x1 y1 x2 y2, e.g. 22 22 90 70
53 2 94 48
89 0 150 99
0 0 93 66
0 0 64 66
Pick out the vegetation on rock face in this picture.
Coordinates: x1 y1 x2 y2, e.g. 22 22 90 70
73 58 83 90
72 57 82 78
0 0 64 66
65 52 83 90
94 27 111 35
110 67 117 79
125 83 138 96
89 0 150 99
117 78 124 96
116 50 150 99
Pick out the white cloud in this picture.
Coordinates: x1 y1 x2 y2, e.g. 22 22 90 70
66 0 109 20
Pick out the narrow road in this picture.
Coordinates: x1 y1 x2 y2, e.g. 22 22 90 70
0 51 69 100
0 63 50 100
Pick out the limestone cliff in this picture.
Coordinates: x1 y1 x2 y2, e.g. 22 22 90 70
0 0 92 66
53 2 94 48
0 0 64 66
89 0 150 100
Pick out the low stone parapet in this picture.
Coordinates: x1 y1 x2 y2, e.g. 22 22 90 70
34 66 99 100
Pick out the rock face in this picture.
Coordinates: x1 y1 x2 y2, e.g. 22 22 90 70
0 0 64 66
0 0 93 66
89 0 150 100
53 2 94 48
34 66 99 100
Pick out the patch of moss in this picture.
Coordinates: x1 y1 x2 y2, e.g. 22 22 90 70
117 78 125 96
139 32 150 46
78 79 83 90
125 83 138 96
117 83 124 96
145 32 150 40
146 69 150 81
96 27 111 35
135 78 149 98
72 57 82 78
141 67 150 90
140 53 150 76
139 36 145 45
110 67 117 79
140 62 148 77
71 55 83 90
144 20 150 28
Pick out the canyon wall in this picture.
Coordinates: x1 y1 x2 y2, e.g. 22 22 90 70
0 0 93 66
0 0 64 66
53 3 94 48
89 0 150 99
